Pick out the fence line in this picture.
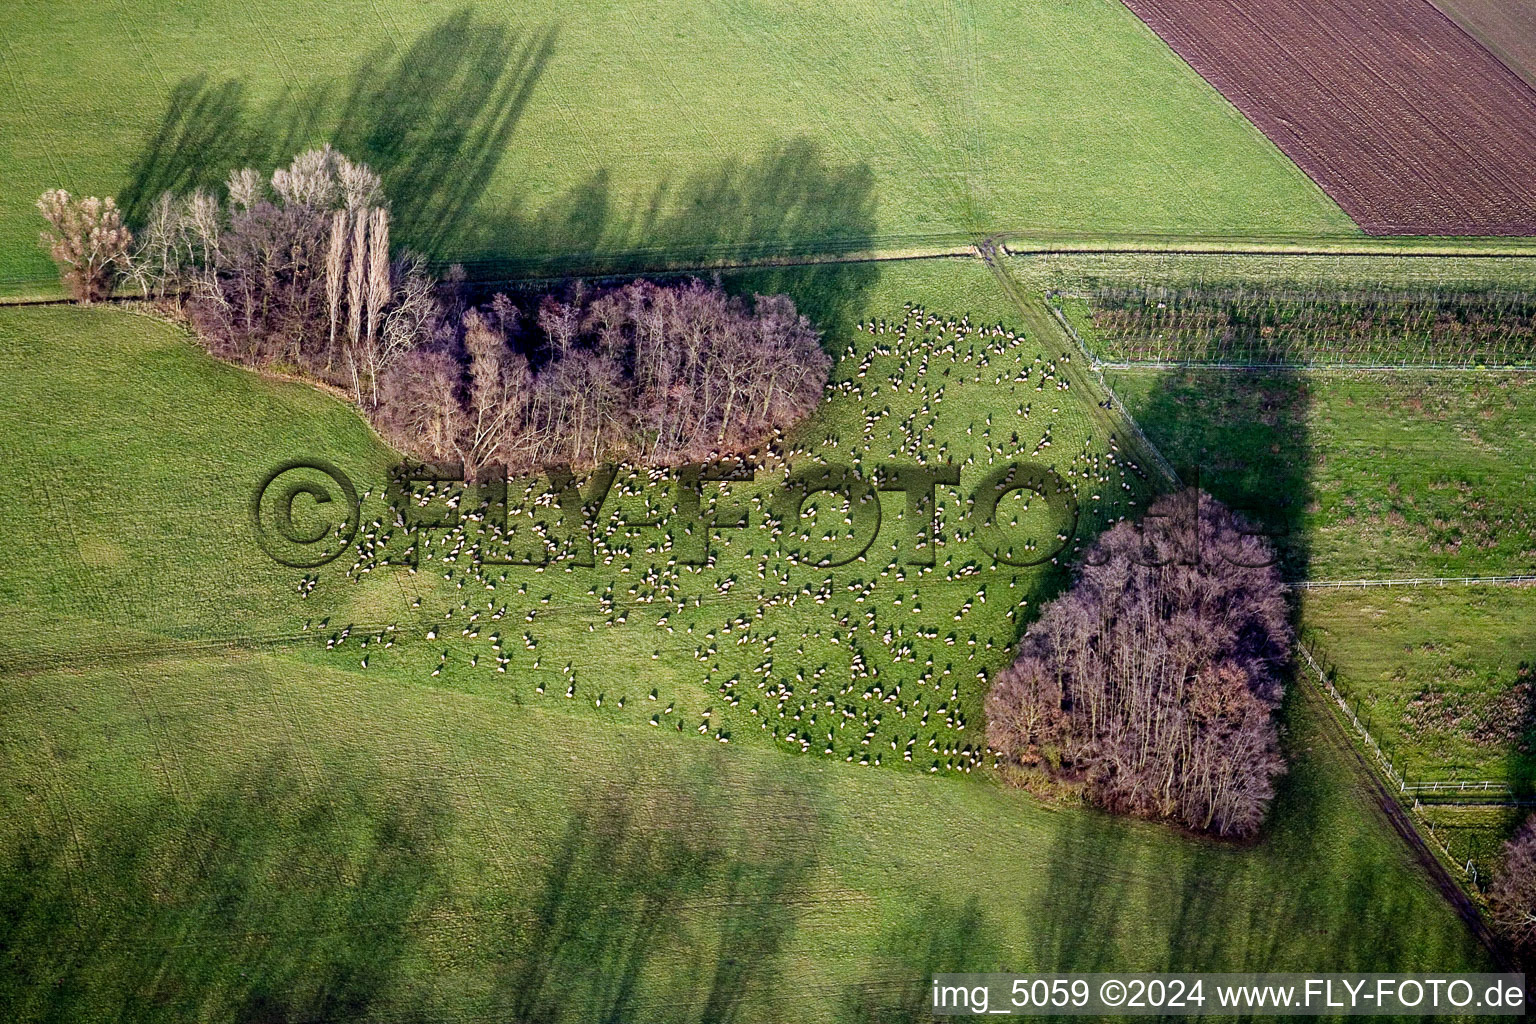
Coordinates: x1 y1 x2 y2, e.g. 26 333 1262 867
1296 639 1512 892
1290 574 1536 590
1039 292 1183 488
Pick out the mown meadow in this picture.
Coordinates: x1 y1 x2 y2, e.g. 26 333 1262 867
0 0 1357 296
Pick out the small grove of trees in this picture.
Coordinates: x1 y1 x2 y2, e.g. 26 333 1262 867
118 147 437 410
985 490 1291 838
36 191 134 303
1490 814 1536 956
375 278 830 478
39 148 831 476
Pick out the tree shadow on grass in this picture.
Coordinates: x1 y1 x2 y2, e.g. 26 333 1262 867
1018 774 1490 995
1119 367 1313 584
835 895 1000 1024
118 8 556 257
115 10 879 332
0 756 449 1023
331 11 557 260
492 778 818 1024
1501 661 1536 799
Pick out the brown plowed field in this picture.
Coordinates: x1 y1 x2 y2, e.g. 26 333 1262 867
1119 0 1536 236
1428 0 1536 90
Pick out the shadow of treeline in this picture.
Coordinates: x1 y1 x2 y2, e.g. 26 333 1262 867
0 757 448 1023
1121 368 1312 584
490 781 817 1024
116 9 879 323
0 759 825 1023
1017 755 1490 993
118 8 556 252
835 895 1000 1024
1507 661 1536 799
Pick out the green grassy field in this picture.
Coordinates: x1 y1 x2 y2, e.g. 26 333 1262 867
2 256 1138 779
1301 586 1536 787
1104 368 1536 581
1104 358 1536 802
1020 252 1536 294
0 258 1496 1018
0 0 1359 296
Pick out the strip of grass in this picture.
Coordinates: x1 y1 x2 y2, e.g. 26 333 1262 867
1020 252 1536 294
1104 368 1536 581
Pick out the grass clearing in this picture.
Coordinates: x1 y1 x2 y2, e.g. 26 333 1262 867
0 0 1357 295
1103 368 1536 581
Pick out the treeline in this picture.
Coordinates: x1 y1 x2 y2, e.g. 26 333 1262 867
1492 815 1536 960
377 279 828 476
985 491 1291 838
37 149 829 475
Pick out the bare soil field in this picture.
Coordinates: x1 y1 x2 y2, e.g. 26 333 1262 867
1429 0 1536 89
1119 0 1536 236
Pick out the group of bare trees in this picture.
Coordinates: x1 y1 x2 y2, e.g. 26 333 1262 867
1492 815 1536 958
36 191 134 303
373 277 829 477
121 148 438 408
985 491 1291 838
38 149 830 476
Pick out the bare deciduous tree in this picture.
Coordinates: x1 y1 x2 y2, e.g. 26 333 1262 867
36 190 133 303
1491 815 1536 955
346 206 367 350
365 207 390 353
78 150 824 482
985 490 1291 838
324 209 348 363
127 192 187 302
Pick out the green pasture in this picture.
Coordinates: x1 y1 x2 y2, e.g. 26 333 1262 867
1105 360 1536 791
0 0 1358 295
0 256 1496 1017
1104 368 1536 581
1 256 1139 779
0 651 1492 1021
1301 586 1536 787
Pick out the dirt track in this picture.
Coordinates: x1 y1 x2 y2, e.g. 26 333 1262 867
1119 0 1536 236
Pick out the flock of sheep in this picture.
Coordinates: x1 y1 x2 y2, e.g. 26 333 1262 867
311 303 1139 776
